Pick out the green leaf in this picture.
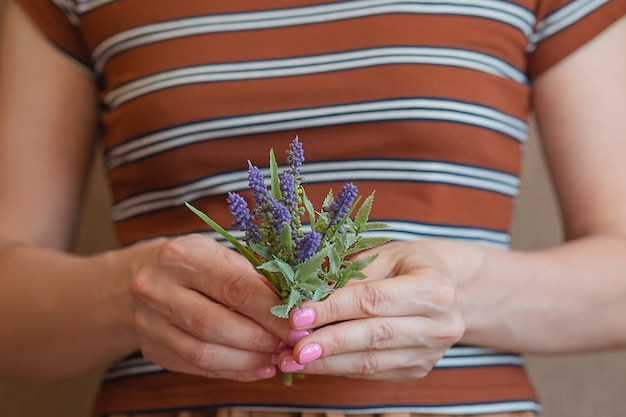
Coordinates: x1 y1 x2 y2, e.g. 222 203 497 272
287 288 302 310
355 192 375 231
257 260 281 273
345 237 392 256
249 243 271 259
298 275 325 291
362 222 389 231
338 254 379 287
273 258 295 282
345 271 367 280
328 244 341 275
312 285 333 301
345 232 358 249
184 202 258 265
281 224 294 252
302 190 316 227
294 246 328 282
271 304 291 319
322 189 334 209
269 148 282 200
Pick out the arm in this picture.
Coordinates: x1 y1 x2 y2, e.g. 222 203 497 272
0 2 285 380
457 16 626 353
0 1 138 378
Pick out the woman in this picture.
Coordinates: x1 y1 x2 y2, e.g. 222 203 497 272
1 0 625 416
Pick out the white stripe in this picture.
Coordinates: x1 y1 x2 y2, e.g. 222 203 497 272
113 159 518 212
106 47 526 107
75 0 115 13
106 100 527 168
224 402 541 415
92 0 535 72
112 172 518 222
195 221 510 247
530 0 608 44
103 364 163 381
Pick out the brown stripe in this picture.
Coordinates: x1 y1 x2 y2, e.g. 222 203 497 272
81 0 343 50
94 367 536 415
102 65 528 151
107 123 522 203
113 181 513 246
101 14 526 88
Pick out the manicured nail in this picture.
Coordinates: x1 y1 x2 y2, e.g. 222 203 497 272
298 343 322 365
292 307 315 328
288 329 311 345
280 355 305 373
255 366 276 379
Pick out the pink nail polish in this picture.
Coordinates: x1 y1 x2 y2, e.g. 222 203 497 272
288 329 311 345
276 341 288 352
280 355 305 373
298 343 322 365
255 366 276 379
292 307 316 328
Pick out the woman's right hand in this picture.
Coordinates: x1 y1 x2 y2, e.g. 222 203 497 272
125 234 289 381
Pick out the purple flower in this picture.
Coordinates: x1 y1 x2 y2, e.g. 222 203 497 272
287 136 304 176
270 197 291 234
248 161 270 209
329 182 358 226
279 171 296 210
295 231 321 263
226 192 261 243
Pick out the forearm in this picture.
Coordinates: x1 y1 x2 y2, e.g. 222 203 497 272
449 235 626 353
0 241 142 379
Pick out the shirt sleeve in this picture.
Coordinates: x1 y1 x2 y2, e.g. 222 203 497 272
14 0 92 71
527 0 626 80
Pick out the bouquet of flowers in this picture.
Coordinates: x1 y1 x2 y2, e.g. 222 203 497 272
185 137 390 319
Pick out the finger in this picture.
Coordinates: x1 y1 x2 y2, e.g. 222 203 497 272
344 365 431 381
290 273 455 329
296 348 434 376
135 304 274 372
158 235 290 341
141 343 276 382
134 267 280 352
292 317 448 362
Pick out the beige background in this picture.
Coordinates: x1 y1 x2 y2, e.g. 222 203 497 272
1 2 626 416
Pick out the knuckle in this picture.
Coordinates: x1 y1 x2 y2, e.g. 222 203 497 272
322 332 343 356
357 284 388 316
370 320 395 349
221 273 254 310
157 238 189 265
184 344 213 369
434 313 466 345
130 268 154 301
432 281 457 310
185 310 212 339
359 352 380 374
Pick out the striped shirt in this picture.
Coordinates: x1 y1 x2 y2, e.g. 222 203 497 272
16 0 626 416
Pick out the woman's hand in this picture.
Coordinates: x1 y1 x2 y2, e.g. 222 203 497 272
127 234 289 382
279 240 482 380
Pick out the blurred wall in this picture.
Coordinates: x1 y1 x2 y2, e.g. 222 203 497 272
1 1 626 415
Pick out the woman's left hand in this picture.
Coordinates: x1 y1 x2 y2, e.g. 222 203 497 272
278 240 481 380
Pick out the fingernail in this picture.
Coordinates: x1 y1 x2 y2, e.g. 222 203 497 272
255 366 276 379
288 329 311 345
280 355 305 373
292 308 315 328
298 343 322 365
276 341 288 351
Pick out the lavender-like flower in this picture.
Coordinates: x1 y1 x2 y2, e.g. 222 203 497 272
286 136 304 176
295 231 321 263
226 192 261 243
279 171 297 210
248 161 270 209
328 182 358 226
270 197 291 234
